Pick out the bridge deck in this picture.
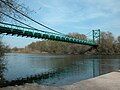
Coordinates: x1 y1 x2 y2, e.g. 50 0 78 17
0 22 97 46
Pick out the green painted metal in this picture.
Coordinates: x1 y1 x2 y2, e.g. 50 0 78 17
93 29 100 44
0 22 99 46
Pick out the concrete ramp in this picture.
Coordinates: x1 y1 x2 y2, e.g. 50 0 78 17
63 72 120 90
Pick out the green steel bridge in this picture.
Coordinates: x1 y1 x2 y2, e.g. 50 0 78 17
0 22 100 46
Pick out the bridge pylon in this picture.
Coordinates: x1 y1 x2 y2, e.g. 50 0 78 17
92 29 100 44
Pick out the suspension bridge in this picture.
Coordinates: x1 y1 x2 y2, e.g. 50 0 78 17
0 0 100 47
0 22 100 46
0 0 103 88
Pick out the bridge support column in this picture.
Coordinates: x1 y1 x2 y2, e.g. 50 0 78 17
92 29 100 44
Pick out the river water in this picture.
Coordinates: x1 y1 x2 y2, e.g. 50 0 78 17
1 53 120 86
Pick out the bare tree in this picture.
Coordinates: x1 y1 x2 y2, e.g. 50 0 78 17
0 0 30 86
0 0 30 21
118 36 120 43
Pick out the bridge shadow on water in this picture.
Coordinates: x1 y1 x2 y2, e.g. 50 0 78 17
0 68 63 87
0 54 120 87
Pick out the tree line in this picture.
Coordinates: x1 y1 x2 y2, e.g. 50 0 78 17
98 32 120 54
12 32 120 55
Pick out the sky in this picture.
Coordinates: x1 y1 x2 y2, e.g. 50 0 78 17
2 0 120 48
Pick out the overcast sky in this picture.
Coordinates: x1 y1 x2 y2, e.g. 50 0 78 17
3 0 120 48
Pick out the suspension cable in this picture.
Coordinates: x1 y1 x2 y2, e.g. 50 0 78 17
0 11 66 36
0 0 66 35
85 31 92 36
0 11 44 32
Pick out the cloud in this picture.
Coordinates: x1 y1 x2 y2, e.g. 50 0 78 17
4 0 120 47
36 0 120 24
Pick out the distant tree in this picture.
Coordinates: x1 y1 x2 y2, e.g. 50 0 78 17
0 40 5 56
118 36 120 43
12 47 18 52
97 32 120 54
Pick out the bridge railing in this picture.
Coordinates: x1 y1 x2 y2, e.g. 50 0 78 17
0 22 66 37
0 22 97 46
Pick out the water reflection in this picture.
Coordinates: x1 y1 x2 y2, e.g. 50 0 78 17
2 53 120 86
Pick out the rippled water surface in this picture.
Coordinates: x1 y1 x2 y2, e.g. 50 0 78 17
1 53 120 86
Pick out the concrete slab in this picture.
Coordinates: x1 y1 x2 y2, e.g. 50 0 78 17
62 72 120 90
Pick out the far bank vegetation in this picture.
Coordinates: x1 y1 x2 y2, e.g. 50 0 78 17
11 32 120 55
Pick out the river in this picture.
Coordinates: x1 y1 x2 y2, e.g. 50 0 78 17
0 53 120 86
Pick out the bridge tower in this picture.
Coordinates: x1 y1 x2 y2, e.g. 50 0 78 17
93 29 100 44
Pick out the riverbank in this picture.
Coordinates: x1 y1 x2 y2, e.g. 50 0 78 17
1 71 120 90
